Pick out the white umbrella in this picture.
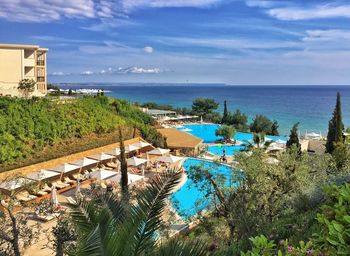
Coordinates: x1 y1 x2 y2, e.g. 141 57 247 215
147 147 170 156
26 170 60 181
70 157 99 167
275 139 287 144
51 185 59 208
50 163 80 173
267 145 284 151
90 169 118 180
127 156 148 167
132 141 151 148
0 178 32 191
105 148 121 156
158 155 184 164
125 144 140 152
108 173 143 184
88 153 116 161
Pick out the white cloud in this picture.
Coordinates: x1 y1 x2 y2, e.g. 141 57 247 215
98 66 166 74
143 46 154 53
80 70 94 75
50 71 69 76
267 4 350 21
245 0 282 8
303 30 350 42
0 0 97 22
121 0 223 11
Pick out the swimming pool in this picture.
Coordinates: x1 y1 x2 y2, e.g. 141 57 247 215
207 145 245 155
171 158 240 218
177 124 288 144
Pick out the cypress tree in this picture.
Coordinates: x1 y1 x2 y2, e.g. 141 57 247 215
326 92 344 153
222 100 229 124
287 122 301 152
271 120 279 136
118 127 128 198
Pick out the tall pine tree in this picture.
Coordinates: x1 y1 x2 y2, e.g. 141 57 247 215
222 100 229 124
326 92 344 153
287 122 301 152
118 127 129 200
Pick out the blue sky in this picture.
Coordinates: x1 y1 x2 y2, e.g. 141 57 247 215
1 0 350 85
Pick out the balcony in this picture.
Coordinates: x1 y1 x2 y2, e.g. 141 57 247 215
37 76 45 82
23 58 35 67
37 60 45 66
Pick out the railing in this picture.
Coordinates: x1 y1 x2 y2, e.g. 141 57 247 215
37 77 45 82
37 60 45 66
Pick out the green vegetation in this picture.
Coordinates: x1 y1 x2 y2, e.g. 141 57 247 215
70 170 206 256
286 122 301 152
192 98 219 120
326 92 344 153
215 125 236 142
17 79 36 98
250 115 278 135
0 96 164 171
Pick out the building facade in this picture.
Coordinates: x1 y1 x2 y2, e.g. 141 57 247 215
0 44 48 97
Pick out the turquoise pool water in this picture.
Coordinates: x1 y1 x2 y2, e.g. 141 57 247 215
171 158 239 218
207 145 245 155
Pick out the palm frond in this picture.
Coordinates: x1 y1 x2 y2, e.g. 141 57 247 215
155 239 208 256
130 169 183 255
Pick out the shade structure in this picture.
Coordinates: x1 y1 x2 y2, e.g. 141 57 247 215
147 147 170 156
88 153 116 161
132 141 151 148
275 139 287 144
27 169 60 181
50 163 80 173
0 178 33 191
108 173 144 184
267 144 284 151
105 148 121 156
90 169 118 180
51 185 59 208
158 155 184 164
70 157 99 167
127 156 148 167
125 144 140 152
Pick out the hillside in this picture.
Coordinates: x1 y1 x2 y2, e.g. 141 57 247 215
0 96 164 171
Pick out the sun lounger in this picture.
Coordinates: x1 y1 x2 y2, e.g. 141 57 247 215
72 174 85 181
57 180 70 187
15 192 37 202
52 182 66 189
101 183 107 189
64 177 76 185
36 190 48 196
42 184 52 192
66 196 77 205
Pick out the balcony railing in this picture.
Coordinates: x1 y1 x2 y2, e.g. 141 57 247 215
37 77 45 82
37 60 45 66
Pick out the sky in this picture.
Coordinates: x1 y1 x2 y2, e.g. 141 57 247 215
1 0 350 85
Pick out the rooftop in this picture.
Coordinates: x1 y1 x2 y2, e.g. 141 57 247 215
157 128 203 149
0 43 48 51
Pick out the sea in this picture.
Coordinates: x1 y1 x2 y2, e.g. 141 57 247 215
58 83 350 136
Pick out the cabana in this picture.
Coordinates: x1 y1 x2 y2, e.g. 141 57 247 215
147 147 170 156
70 157 99 169
26 169 60 181
0 178 33 192
127 156 148 167
125 144 140 153
108 173 144 184
105 148 121 156
90 169 118 180
50 163 81 174
158 155 184 164
88 153 116 162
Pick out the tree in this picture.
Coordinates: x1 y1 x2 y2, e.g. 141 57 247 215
52 215 77 256
230 109 248 131
286 122 301 152
250 115 274 135
70 170 207 256
215 125 236 142
68 89 73 96
326 92 344 153
270 121 279 136
192 98 219 118
118 127 128 200
17 79 36 98
222 100 230 124
0 178 40 256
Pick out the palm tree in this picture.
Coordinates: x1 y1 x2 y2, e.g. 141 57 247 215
243 134 273 151
69 170 207 256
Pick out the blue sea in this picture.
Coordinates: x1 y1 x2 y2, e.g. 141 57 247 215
59 83 350 135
